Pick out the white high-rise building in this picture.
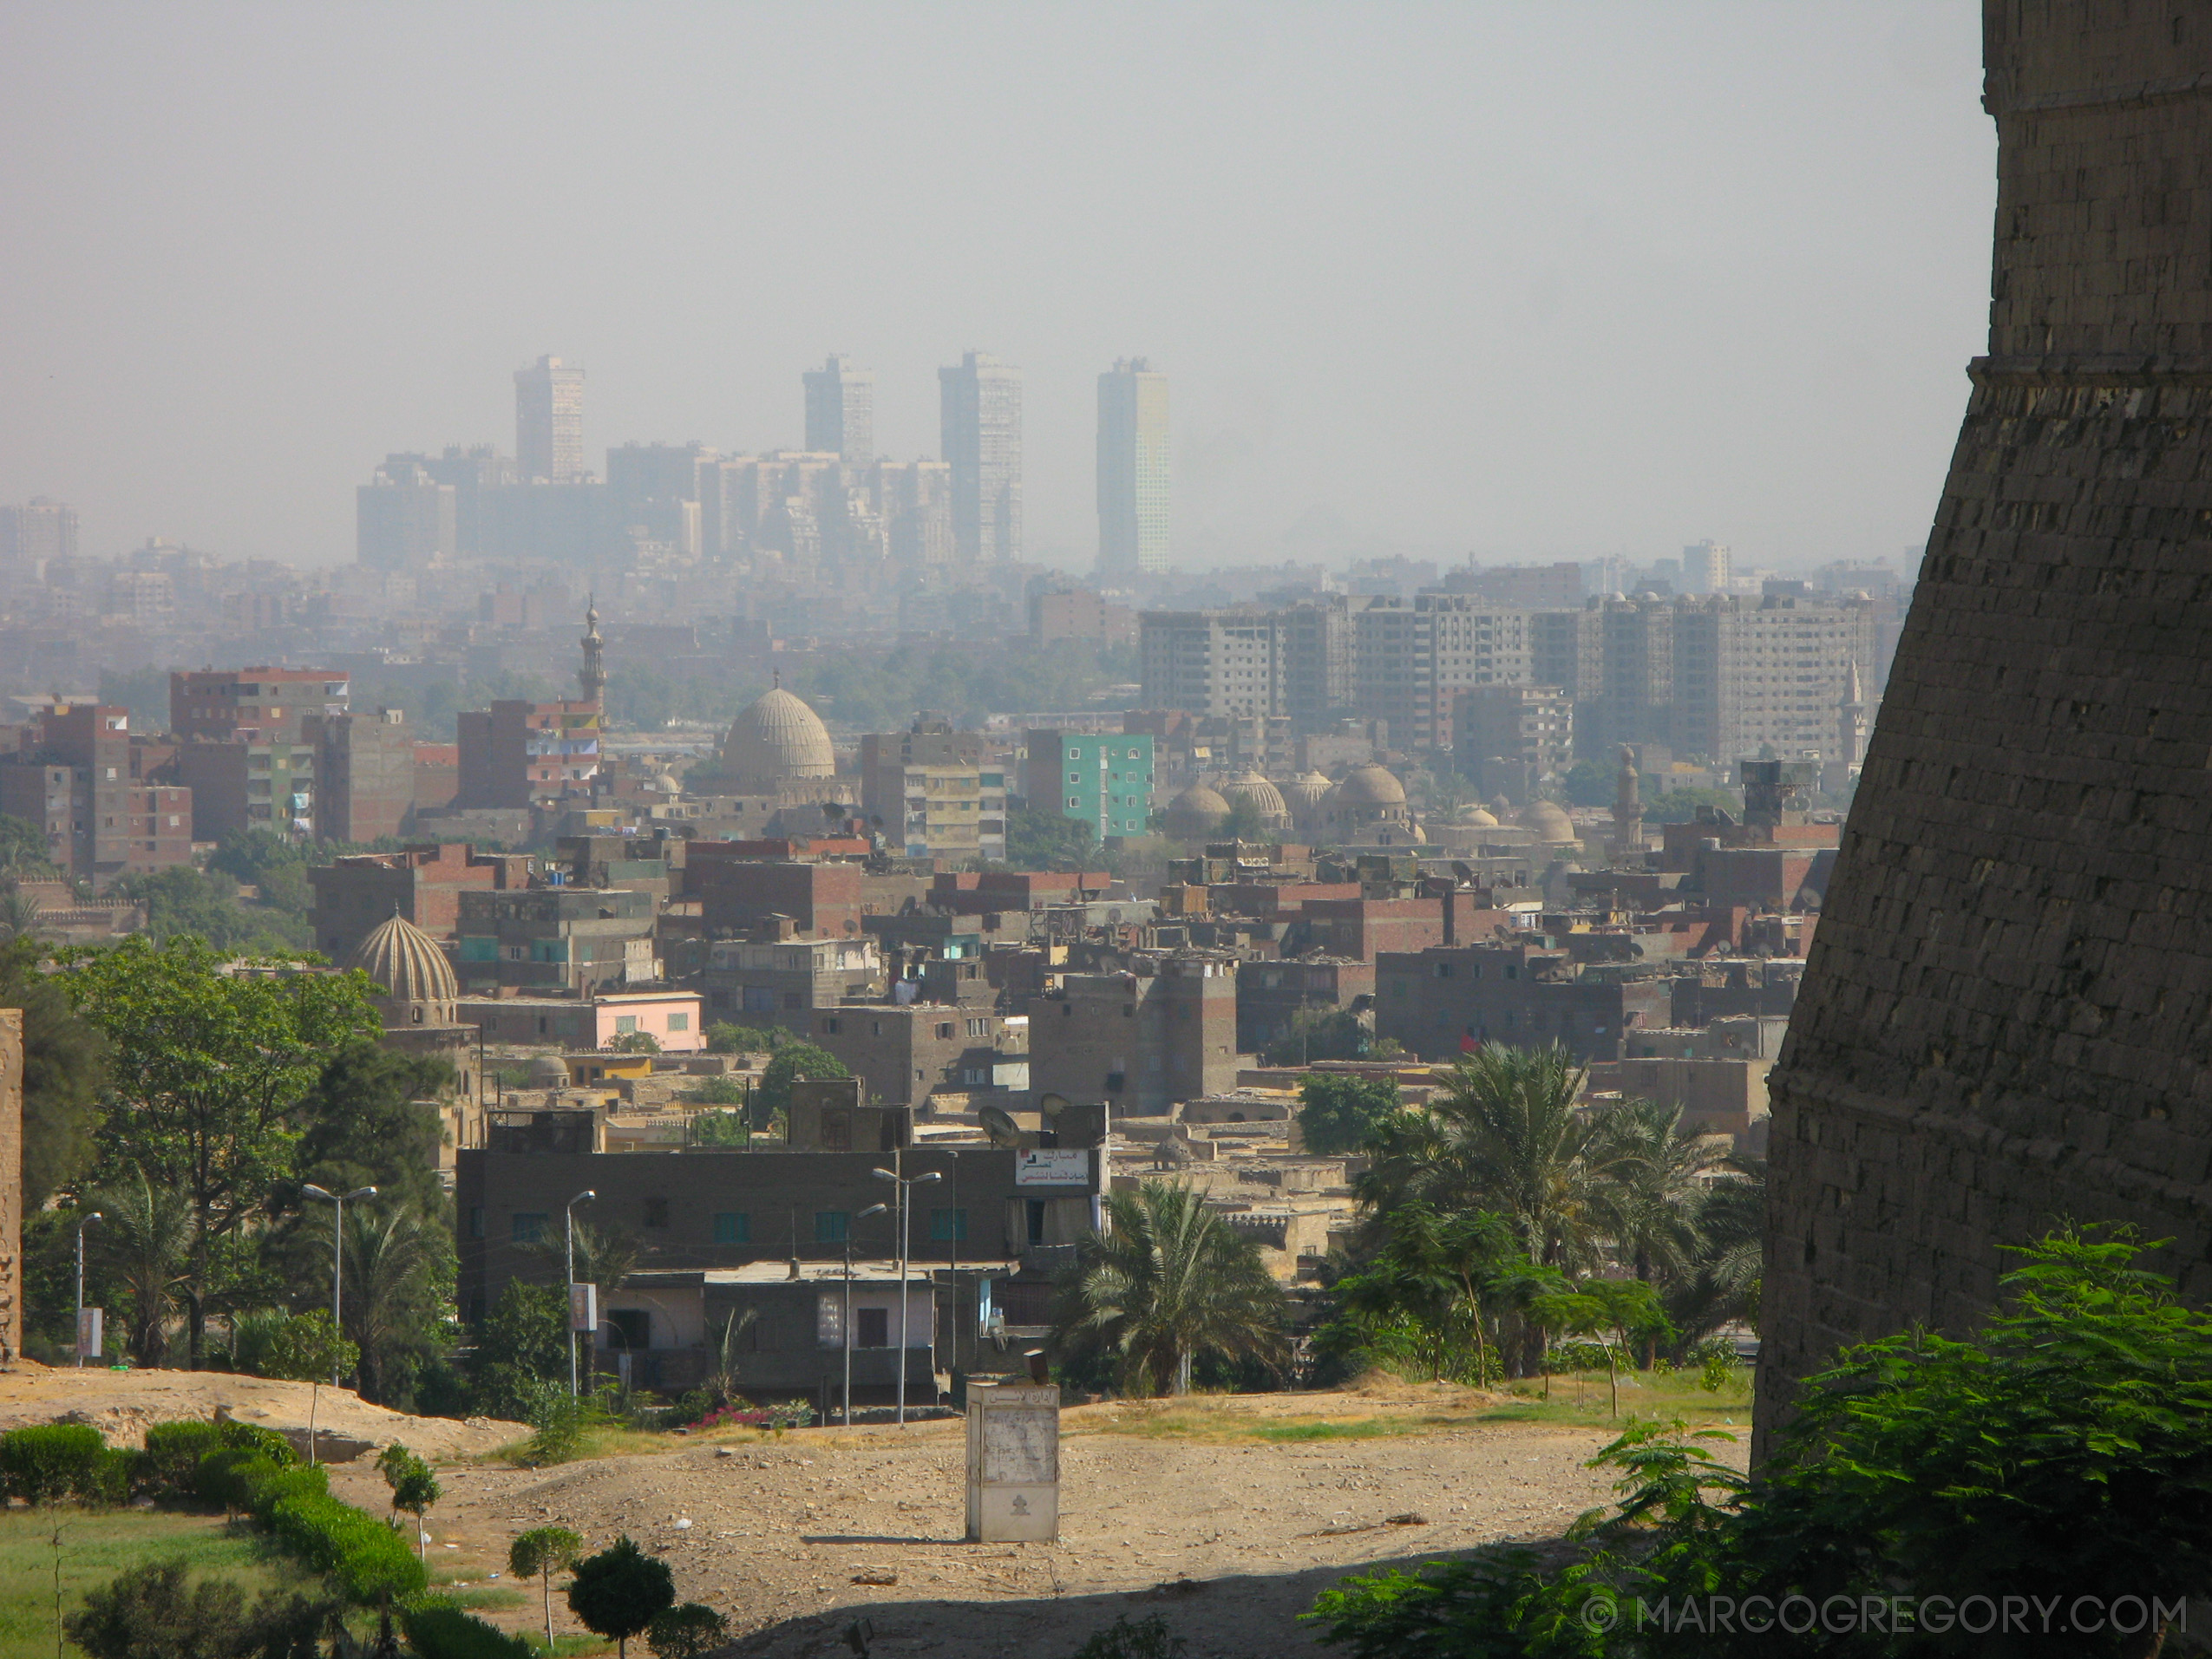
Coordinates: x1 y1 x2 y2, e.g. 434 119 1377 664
1096 357 1169 579
514 356 586 483
1683 539 1731 594
803 354 874 466
939 350 1022 564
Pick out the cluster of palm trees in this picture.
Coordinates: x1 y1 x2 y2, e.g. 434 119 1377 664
1050 1042 1761 1397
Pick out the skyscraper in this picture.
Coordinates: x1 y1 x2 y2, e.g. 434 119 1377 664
514 355 586 483
1682 539 1731 594
803 355 874 465
939 349 1022 564
1096 357 1169 579
0 498 78 572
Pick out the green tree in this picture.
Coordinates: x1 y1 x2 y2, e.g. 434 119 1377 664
752 1042 848 1131
288 1040 455 1219
330 1201 454 1405
648 1603 730 1659
1054 1181 1288 1395
376 1442 442 1561
1642 787 1743 824
1265 1006 1385 1068
82 1168 194 1366
1561 760 1614 807
687 1110 750 1147
566 1535 676 1659
108 866 312 954
1295 1074 1403 1153
1661 1157 1764 1352
60 936 383 1364
0 935 108 1206
232 1307 357 1382
1529 1278 1669 1415
605 1030 660 1054
509 1525 584 1649
1005 807 1097 871
704 1021 787 1055
1316 1203 1549 1385
0 813 58 879
469 1281 568 1421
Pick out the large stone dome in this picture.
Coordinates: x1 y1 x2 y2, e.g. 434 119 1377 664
1284 771 1331 811
349 911 459 1028
1459 801 1501 828
723 685 834 787
1329 763 1407 807
1220 771 1290 826
1522 800 1578 844
1163 782 1231 839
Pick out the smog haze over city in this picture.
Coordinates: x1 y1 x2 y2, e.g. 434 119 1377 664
5 3 1986 571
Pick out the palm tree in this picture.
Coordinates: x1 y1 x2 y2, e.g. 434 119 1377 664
335 1201 452 1402
1663 1157 1765 1351
86 1167 194 1366
1053 1181 1287 1395
0 887 45 942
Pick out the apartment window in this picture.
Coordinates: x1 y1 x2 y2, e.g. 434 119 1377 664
615 1015 638 1035
815 1211 849 1244
468 1207 483 1239
512 1212 549 1244
855 1307 890 1349
667 1013 688 1031
822 1016 841 1035
1105 1071 1125 1093
713 1212 749 1245
929 1207 969 1243
935 1022 953 1040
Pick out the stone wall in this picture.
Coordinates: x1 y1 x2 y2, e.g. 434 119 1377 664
1758 2 2212 1445
0 1010 18 1361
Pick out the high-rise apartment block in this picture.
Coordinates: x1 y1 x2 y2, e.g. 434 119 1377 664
1137 598 1354 729
0 499 77 572
1096 357 1169 579
939 350 1022 564
515 355 586 483
1456 685 1574 776
1672 596 1877 761
357 457 458 568
858 721 1008 863
1024 731 1153 841
1351 596 1531 751
804 355 875 466
1682 539 1731 594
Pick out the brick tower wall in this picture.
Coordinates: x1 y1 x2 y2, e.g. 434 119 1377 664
0 1009 21 1362
1758 2 2212 1444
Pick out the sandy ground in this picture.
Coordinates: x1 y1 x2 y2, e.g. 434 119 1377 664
318 1384 1751 1659
0 1362 526 1460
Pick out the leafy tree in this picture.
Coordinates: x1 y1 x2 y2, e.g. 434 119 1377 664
1642 787 1744 824
108 866 313 954
83 1168 194 1366
647 1603 730 1659
60 936 383 1364
688 1109 750 1147
231 1307 357 1383
752 1042 848 1130
704 1021 787 1055
330 1201 454 1405
509 1525 584 1649
1529 1278 1670 1415
566 1535 676 1659
605 1030 660 1054
468 1282 568 1421
376 1442 441 1560
684 1074 749 1106
289 1040 455 1219
64 1558 267 1659
1005 807 1097 871
1218 797 1270 844
0 813 58 878
0 934 108 1206
1054 1181 1288 1395
1265 1006 1382 1068
1295 1074 1402 1154
1561 760 1614 807
1315 1203 1551 1385
1661 1158 1764 1353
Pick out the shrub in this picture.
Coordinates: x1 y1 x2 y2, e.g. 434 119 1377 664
63 1558 248 1659
215 1419 296 1464
193 1450 285 1514
401 1597 535 1659
567 1535 676 1658
265 1490 428 1602
1070 1615 1189 1659
141 1420 220 1494
244 1461 329 1523
648 1602 730 1659
229 1308 358 1384
0 1422 111 1504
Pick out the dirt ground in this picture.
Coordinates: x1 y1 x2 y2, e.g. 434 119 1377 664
319 1381 1752 1659
0 1361 524 1460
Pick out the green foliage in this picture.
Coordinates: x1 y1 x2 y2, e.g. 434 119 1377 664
1529 1278 1672 1415
1054 1181 1289 1396
1005 806 1097 871
468 1281 569 1422
1069 1614 1189 1659
0 1422 114 1505
192 1451 286 1514
683 1074 749 1106
265 1486 429 1602
779 639 1138 733
108 865 315 954
289 1040 455 1219
0 811 60 878
566 1535 676 1656
62 933 384 1365
63 1558 259 1659
704 1022 788 1055
140 1421 222 1494
647 1601 730 1659
1641 787 1743 824
402 1597 536 1659
605 1030 660 1054
1295 1074 1402 1153
686 1109 750 1146
752 1042 848 1127
228 1307 357 1384
0 934 107 1205
1266 1007 1385 1068
1561 760 1615 808
1315 1204 1553 1386
1306 1545 1611 1659
524 1391 607 1466
376 1442 441 1547
84 1166 195 1366
510 1525 585 1649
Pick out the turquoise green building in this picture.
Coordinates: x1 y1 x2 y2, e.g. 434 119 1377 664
1024 730 1154 840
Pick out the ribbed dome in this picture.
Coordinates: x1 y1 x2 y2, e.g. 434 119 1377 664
1329 763 1407 807
349 912 458 1016
1220 771 1289 822
723 686 834 786
1522 800 1577 843
1284 771 1331 810
653 772 684 794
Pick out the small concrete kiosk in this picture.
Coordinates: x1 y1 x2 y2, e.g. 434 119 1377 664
965 1382 1060 1542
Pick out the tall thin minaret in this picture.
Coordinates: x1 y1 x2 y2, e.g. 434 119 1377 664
1610 744 1645 865
1825 661 1865 794
579 595 606 715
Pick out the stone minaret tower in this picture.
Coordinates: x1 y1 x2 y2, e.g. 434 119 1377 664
1761 3 2212 1446
1608 745 1644 865
578 595 606 715
1823 661 1865 794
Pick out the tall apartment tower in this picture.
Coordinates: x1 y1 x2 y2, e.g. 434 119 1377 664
0 499 78 572
514 356 586 483
1096 357 1169 579
939 350 1022 564
803 355 874 466
1682 539 1731 594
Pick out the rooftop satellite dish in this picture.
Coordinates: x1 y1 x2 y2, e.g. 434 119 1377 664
1035 1092 1069 1121
979 1104 1031 1150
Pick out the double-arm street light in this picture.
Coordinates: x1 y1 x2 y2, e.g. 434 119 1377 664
843 1202 889 1425
871 1160 941 1426
74 1212 101 1368
300 1185 376 1388
566 1189 597 1397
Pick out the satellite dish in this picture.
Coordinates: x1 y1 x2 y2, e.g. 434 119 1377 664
1035 1092 1069 1120
979 1104 1031 1150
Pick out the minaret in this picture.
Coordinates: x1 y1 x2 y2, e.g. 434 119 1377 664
1825 662 1864 793
579 595 606 715
1610 744 1644 865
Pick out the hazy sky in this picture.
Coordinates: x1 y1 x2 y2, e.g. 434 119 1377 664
1 3 1992 575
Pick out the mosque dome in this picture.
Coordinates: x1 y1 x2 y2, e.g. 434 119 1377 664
348 911 459 1028
654 772 684 794
1164 782 1231 838
723 685 835 786
1329 763 1407 807
1522 800 1578 844
1220 771 1289 825
528 1054 573 1088
1459 802 1501 828
1284 771 1332 812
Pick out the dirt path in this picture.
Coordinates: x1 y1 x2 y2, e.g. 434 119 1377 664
327 1386 1750 1658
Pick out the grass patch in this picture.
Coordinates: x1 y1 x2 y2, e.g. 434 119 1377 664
0 1506 321 1659
1474 1367 1753 1430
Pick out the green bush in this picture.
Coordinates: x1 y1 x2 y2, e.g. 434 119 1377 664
265 1490 428 1602
0 1422 112 1504
215 1420 296 1464
141 1421 221 1494
649 1602 730 1658
193 1450 283 1513
244 1461 329 1523
401 1597 535 1659
1070 1615 1188 1659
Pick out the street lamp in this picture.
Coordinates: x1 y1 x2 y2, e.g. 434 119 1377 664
871 1161 942 1426
300 1185 376 1387
565 1189 597 1397
74 1212 101 1368
845 1202 889 1426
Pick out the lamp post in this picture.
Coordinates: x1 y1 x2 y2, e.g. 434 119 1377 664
565 1189 597 1397
299 1185 376 1387
846 1202 888 1426
871 1159 942 1426
74 1212 101 1368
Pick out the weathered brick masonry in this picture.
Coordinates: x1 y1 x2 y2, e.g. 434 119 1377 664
1759 2 2212 1443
